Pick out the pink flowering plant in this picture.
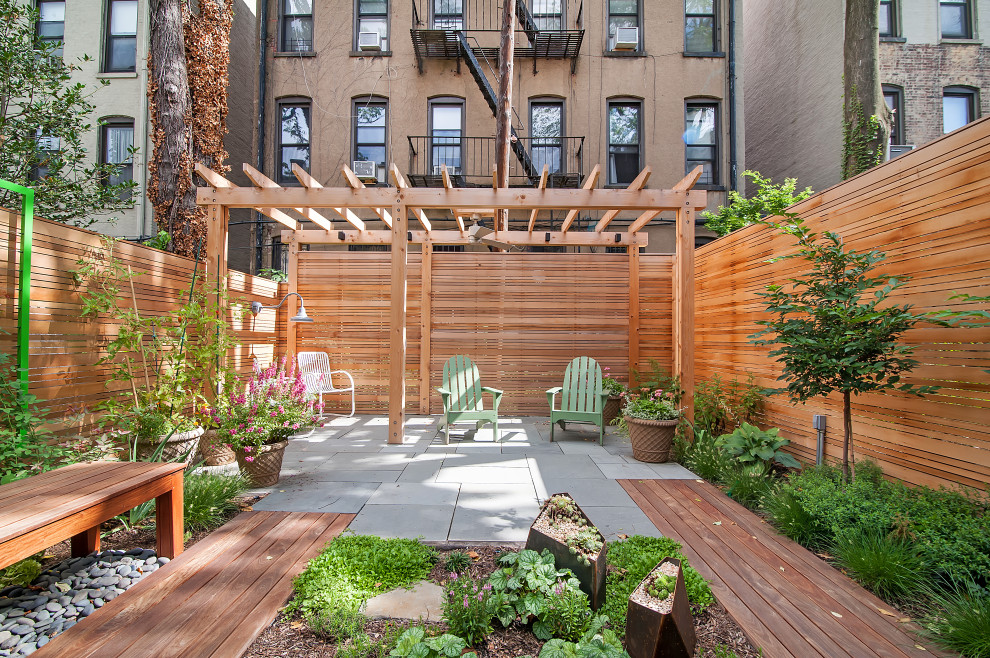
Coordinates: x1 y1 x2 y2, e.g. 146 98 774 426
621 387 680 421
601 366 625 397
442 572 494 645
210 357 322 458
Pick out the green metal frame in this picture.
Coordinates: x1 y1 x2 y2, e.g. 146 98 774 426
1 180 35 430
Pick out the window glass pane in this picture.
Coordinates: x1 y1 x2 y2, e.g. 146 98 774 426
355 145 386 164
359 17 387 39
531 104 562 139
685 106 715 144
435 0 462 14
609 105 639 144
284 0 312 14
879 3 892 36
359 0 387 13
110 0 138 34
432 106 462 131
535 16 562 29
609 16 637 35
105 125 134 164
357 104 386 126
108 37 136 70
609 146 639 185
40 1 65 21
532 147 562 173
534 0 563 13
284 18 313 50
685 0 713 13
357 126 386 143
609 0 637 14
38 22 64 38
685 16 714 51
943 95 971 132
280 146 310 178
281 106 310 144
685 161 713 184
940 4 966 37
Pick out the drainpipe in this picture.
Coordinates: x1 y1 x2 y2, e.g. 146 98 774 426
1 180 35 438
256 0 268 271
727 0 738 192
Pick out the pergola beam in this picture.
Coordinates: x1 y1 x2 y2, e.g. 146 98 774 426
389 164 432 231
283 229 649 247
292 164 366 230
342 164 393 227
441 165 467 233
243 164 334 231
594 167 652 232
628 166 705 233
194 164 298 230
527 164 550 232
560 164 601 233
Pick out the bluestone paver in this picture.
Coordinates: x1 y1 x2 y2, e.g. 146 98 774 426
581 506 665 540
366 482 460 506
345 504 454 541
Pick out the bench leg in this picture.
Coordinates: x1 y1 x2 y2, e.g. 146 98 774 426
70 525 100 558
155 471 185 559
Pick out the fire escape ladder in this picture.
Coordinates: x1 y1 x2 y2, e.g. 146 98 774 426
515 2 539 46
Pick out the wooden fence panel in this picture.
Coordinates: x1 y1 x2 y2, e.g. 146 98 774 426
0 210 281 434
694 117 990 491
637 255 674 381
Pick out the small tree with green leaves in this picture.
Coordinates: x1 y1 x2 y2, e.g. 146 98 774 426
701 171 813 237
751 218 939 481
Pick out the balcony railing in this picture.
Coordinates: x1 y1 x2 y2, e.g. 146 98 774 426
406 135 585 188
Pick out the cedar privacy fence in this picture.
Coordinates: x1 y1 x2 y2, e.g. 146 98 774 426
1 118 988 491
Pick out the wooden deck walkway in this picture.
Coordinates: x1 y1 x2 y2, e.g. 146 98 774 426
620 478 939 658
35 511 353 658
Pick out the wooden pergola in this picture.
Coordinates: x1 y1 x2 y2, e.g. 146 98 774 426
196 162 707 444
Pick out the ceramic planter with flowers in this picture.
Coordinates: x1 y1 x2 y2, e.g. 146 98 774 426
600 366 626 425
211 357 323 486
621 388 681 463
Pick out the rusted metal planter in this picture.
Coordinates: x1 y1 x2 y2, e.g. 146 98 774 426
525 492 607 610
625 557 696 658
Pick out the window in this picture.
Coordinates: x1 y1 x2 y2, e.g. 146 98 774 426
879 0 897 37
530 100 563 174
432 0 463 29
940 0 971 38
30 132 60 181
684 102 718 185
353 98 387 183
882 85 905 145
685 0 717 52
105 0 137 72
607 100 641 185
943 87 977 133
36 0 64 56
278 100 311 185
608 0 640 50
281 0 314 51
101 118 134 200
533 0 562 30
356 0 388 51
429 99 463 175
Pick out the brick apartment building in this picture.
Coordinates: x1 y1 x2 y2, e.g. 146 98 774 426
237 0 745 270
743 0 989 195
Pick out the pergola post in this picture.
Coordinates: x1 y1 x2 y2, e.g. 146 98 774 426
287 240 299 357
205 204 228 402
388 199 408 444
628 243 640 387
673 206 696 421
419 240 433 414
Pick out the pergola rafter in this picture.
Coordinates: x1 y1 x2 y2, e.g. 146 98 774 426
196 162 706 444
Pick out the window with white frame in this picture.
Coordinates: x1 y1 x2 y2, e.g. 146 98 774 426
430 99 463 175
101 118 135 200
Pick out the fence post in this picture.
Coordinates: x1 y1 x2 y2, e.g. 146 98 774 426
674 206 695 422
419 240 433 414
389 199 409 444
628 244 640 387
0 180 35 437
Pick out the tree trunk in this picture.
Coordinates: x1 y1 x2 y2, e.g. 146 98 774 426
842 390 855 482
842 0 892 179
494 0 516 232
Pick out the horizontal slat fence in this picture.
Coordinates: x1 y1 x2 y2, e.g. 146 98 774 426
295 251 674 415
0 209 282 434
694 117 990 491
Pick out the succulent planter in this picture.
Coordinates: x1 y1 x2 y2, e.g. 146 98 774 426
525 493 607 610
234 440 289 487
625 557 696 658
603 396 623 425
626 417 678 463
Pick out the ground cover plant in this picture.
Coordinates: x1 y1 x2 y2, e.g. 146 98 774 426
183 471 249 532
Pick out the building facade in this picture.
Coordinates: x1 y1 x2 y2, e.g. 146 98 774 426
744 0 989 194
244 0 744 265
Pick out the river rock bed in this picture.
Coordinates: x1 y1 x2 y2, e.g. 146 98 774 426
0 549 168 656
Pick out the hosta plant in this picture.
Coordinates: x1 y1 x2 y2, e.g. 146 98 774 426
719 423 800 474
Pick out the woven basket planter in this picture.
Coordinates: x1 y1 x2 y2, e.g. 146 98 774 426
625 557 696 658
136 426 204 464
626 417 678 463
199 430 236 466
235 440 289 487
603 396 623 425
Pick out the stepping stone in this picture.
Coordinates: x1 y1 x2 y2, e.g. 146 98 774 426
363 581 445 621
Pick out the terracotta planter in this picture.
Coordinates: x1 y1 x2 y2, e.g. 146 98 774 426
525 493 607 610
626 417 678 463
235 440 289 487
199 429 236 466
603 396 623 425
625 558 696 658
135 426 204 464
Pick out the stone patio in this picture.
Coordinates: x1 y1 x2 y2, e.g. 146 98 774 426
231 415 697 543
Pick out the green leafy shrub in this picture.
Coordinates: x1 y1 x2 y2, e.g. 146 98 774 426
833 529 928 600
183 472 248 532
680 428 735 484
603 536 714 637
0 558 41 589
694 374 765 436
701 170 813 237
538 615 629 658
310 608 407 658
920 582 990 658
443 550 472 573
719 423 800 474
724 469 778 509
290 534 437 618
442 573 493 645
390 627 477 658
486 549 583 630
763 489 825 548
535 584 594 642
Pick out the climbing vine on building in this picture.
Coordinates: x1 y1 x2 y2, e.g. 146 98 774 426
841 94 884 180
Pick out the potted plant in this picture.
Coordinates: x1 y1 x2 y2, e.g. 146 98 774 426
211 357 322 486
625 557 696 658
525 493 607 610
621 388 680 463
601 366 626 425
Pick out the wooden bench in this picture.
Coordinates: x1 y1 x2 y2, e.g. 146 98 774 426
0 461 185 570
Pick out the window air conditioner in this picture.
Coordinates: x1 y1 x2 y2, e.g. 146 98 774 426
613 26 639 50
352 160 378 182
889 144 915 159
358 31 382 51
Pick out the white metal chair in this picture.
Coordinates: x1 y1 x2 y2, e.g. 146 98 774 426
297 352 356 417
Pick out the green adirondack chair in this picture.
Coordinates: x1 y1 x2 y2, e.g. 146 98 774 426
436 355 503 444
546 356 610 445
